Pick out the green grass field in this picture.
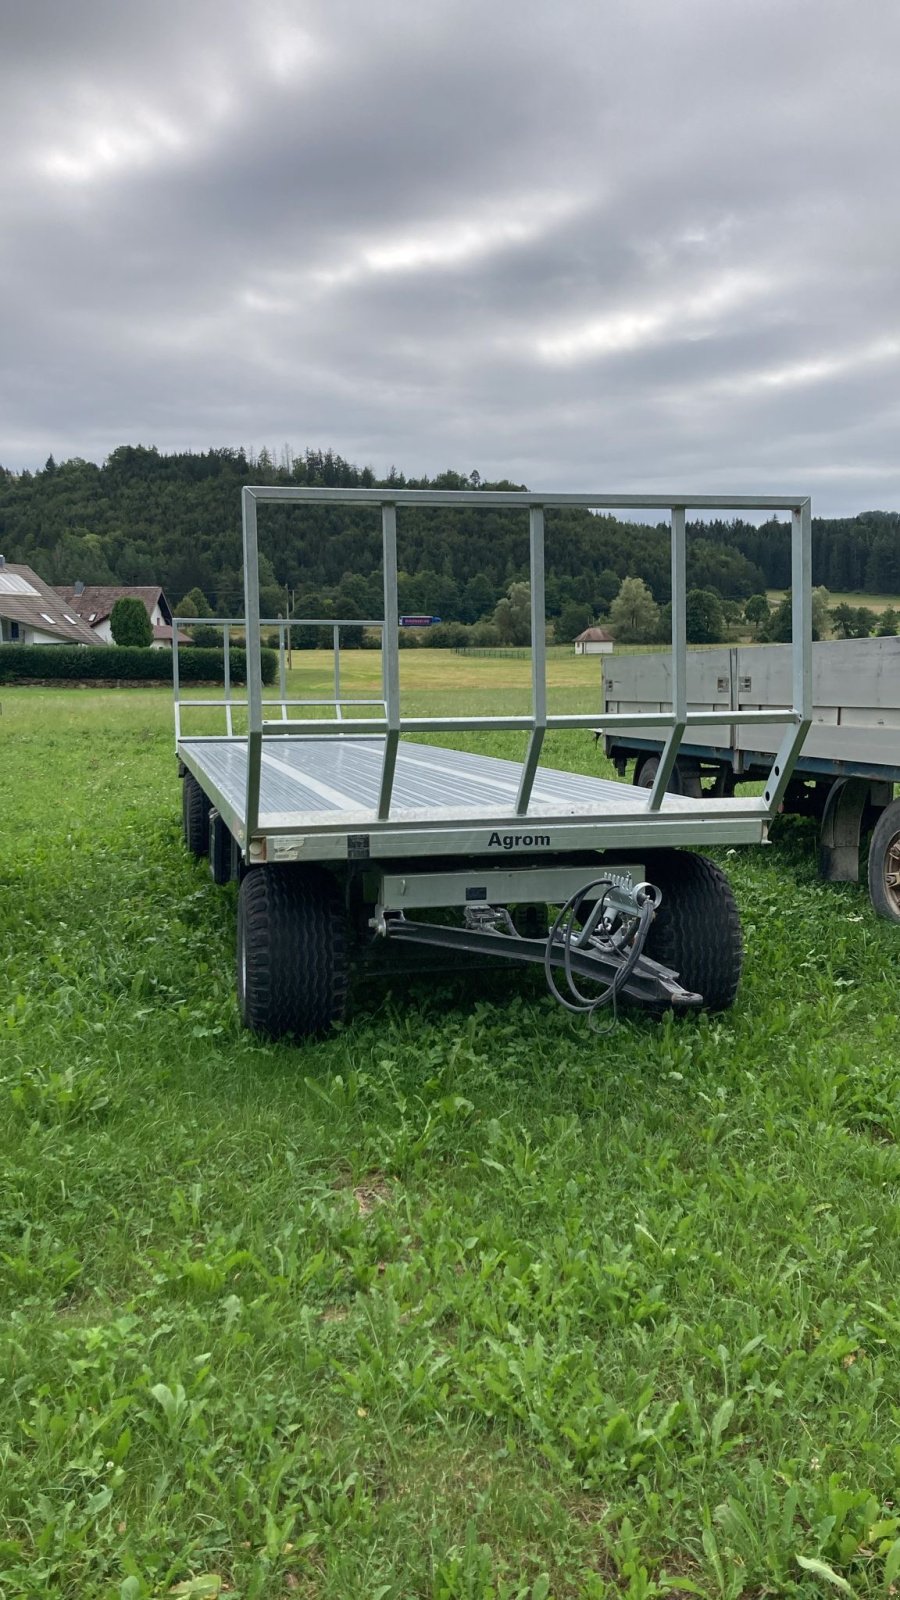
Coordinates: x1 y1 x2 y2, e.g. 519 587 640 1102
2 656 899 1599
767 590 900 616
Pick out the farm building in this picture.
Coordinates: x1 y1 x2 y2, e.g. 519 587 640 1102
0 558 101 646
574 625 614 655
54 582 177 648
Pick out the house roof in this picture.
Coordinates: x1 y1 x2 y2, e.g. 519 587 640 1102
153 624 192 645
54 584 171 627
575 626 614 643
0 563 103 645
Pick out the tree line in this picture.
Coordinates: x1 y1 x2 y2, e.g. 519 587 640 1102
1 445 897 636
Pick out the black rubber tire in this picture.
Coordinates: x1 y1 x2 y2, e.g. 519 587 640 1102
182 773 210 858
209 811 233 885
867 797 900 923
633 754 702 799
236 865 348 1039
641 849 744 1011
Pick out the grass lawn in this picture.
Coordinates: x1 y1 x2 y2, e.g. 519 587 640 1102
1 658 899 1599
767 590 900 617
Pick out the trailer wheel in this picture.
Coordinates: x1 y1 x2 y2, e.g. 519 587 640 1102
209 811 233 885
867 798 900 923
237 865 348 1039
633 754 702 799
642 850 743 1011
182 773 210 858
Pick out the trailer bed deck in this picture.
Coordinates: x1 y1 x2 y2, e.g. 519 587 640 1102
178 733 770 860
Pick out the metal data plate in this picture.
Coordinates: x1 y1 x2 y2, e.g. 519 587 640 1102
377 864 644 912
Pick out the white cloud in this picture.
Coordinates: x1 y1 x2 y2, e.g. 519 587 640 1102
534 272 772 364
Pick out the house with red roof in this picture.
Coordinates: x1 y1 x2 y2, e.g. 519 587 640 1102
54 582 183 648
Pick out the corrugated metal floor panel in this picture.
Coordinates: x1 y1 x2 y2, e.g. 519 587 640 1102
179 735 746 830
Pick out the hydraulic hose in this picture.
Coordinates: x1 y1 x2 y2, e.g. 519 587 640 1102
543 877 659 1032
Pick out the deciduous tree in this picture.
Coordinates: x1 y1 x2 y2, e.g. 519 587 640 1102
556 600 593 644
685 588 726 644
744 593 770 632
609 577 659 643
493 581 531 646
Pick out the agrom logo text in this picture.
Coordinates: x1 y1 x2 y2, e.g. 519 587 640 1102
487 831 551 850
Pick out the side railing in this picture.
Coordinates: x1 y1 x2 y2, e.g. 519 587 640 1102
231 487 812 838
172 616 387 742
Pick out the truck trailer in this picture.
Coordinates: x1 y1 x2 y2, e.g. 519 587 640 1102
600 636 900 921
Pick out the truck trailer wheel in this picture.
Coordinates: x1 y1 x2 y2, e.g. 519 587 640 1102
236 865 348 1039
867 798 900 922
182 773 210 858
633 754 702 799
642 849 743 1011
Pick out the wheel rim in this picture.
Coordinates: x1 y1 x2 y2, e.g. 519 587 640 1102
882 831 900 914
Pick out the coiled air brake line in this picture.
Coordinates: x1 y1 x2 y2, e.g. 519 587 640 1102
542 877 660 1033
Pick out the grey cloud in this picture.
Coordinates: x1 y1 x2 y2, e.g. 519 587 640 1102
1 0 899 516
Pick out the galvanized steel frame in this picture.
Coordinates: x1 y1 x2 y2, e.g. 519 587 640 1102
177 485 812 853
172 615 387 744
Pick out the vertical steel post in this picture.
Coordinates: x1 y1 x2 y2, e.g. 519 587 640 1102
242 488 263 844
223 622 232 737
333 622 342 722
278 621 287 719
516 505 546 813
792 500 813 725
764 499 813 813
172 619 181 743
377 504 401 818
647 505 687 810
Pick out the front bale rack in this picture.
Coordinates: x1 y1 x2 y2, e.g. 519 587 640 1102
173 486 812 1039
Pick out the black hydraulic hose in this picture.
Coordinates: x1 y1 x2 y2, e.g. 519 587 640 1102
543 878 658 1033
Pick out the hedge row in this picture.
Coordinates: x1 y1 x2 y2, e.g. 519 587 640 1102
0 646 277 685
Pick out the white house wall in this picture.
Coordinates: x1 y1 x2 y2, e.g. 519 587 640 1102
24 627 69 645
94 603 162 641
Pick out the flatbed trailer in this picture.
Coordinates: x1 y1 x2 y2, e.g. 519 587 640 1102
174 486 813 1039
600 636 900 920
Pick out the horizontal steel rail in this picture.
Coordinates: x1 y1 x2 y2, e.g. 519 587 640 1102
246 487 806 511
172 614 386 742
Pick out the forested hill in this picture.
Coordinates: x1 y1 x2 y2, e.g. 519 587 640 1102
1 444 898 622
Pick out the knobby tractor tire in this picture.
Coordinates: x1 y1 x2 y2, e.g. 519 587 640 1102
642 849 743 1011
182 772 210 858
867 797 900 923
237 865 348 1039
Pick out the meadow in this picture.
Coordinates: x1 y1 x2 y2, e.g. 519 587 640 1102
1 652 899 1600
766 591 900 617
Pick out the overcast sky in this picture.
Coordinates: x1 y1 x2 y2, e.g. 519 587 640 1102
2 0 899 514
